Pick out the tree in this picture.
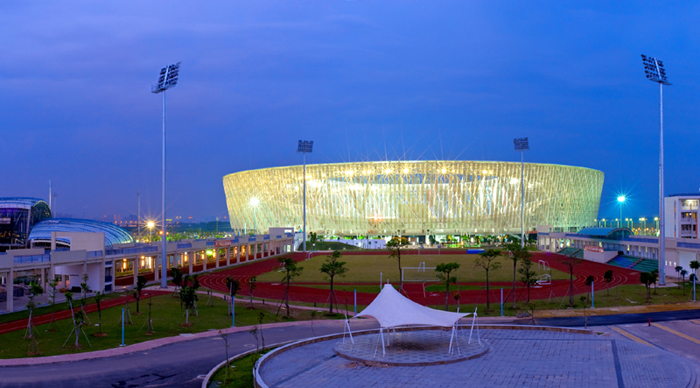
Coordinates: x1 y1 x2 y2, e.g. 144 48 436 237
226 276 241 315
518 258 538 303
558 254 581 306
79 274 92 324
640 272 654 303
675 266 683 289
584 275 594 302
248 276 257 309
651 269 659 295
474 249 501 311
277 257 303 318
47 278 58 332
387 236 409 292
604 270 613 296
171 267 184 294
681 269 688 295
133 275 147 313
506 242 532 308
690 260 700 279
24 282 44 340
319 250 348 314
436 263 460 311
179 286 198 325
308 232 319 248
94 291 106 336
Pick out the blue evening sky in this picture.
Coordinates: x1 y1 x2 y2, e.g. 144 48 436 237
2 1 699 223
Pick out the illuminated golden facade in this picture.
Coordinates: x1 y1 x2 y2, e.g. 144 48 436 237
223 161 604 236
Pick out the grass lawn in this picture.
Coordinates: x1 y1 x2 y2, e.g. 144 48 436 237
296 241 362 251
209 349 273 388
256 253 569 284
0 294 333 359
0 292 124 325
431 283 700 316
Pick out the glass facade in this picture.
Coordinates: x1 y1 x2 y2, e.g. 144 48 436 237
0 199 51 248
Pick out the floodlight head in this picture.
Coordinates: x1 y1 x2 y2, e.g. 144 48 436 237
617 195 626 203
250 197 260 207
641 55 671 85
513 137 529 151
151 62 182 93
297 140 314 153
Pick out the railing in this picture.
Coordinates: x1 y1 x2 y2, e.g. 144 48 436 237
14 254 50 264
86 250 103 258
105 245 158 256
678 241 700 249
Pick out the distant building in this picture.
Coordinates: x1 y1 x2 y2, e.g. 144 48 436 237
665 194 700 239
28 218 134 249
0 198 52 251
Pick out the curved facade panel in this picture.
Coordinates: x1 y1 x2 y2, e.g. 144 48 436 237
223 161 604 236
28 218 134 246
0 197 51 248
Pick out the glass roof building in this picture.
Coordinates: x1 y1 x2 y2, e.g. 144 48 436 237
28 218 134 248
223 160 604 237
0 197 52 250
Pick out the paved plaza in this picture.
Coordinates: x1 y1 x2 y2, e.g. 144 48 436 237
258 328 699 388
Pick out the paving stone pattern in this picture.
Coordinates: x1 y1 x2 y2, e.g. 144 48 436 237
334 330 487 366
259 329 699 388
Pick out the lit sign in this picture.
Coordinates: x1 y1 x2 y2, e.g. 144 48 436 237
584 245 604 253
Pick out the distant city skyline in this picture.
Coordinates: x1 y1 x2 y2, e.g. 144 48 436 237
3 2 700 222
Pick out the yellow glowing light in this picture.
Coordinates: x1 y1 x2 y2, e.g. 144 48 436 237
441 168 446 174
147 221 155 228
402 168 409 173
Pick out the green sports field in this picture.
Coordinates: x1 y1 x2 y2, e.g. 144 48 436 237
255 253 570 284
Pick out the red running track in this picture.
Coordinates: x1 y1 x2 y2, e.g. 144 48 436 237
199 251 643 307
0 290 170 335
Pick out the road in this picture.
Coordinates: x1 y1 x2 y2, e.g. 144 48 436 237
0 320 378 388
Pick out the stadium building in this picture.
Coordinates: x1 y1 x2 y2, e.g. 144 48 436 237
0 198 52 251
223 161 604 237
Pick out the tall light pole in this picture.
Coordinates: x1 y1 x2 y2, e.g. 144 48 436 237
514 137 529 249
640 218 647 235
297 140 313 252
642 54 670 284
250 197 260 234
152 61 181 288
617 196 625 228
137 191 141 239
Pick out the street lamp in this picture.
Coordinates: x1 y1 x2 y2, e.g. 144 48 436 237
513 137 529 249
654 217 659 234
297 140 313 252
147 221 155 242
250 197 260 234
152 61 181 288
641 54 670 284
640 218 647 235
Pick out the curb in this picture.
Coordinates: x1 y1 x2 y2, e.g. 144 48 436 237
0 320 346 367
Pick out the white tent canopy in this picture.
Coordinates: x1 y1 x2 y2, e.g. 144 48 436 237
355 283 469 328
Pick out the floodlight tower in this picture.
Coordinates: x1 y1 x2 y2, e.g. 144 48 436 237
641 54 670 285
297 140 313 252
514 137 529 249
617 196 625 227
152 61 181 288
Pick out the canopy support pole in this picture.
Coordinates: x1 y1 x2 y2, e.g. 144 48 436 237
380 327 386 356
468 307 481 345
448 324 456 354
342 316 354 344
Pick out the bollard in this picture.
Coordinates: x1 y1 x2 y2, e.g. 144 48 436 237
354 289 357 315
120 308 125 347
500 288 504 317
648 318 651 327
591 281 594 309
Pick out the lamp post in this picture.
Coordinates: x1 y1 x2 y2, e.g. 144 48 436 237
152 61 181 288
146 221 155 242
601 219 606 228
640 218 646 235
654 217 659 234
641 54 670 284
250 198 260 235
297 140 313 252
513 137 529 249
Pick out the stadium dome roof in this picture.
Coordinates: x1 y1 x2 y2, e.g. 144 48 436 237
0 197 48 209
28 218 134 246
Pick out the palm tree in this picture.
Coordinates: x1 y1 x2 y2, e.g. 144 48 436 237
278 257 303 318
604 270 613 296
387 236 409 292
436 263 460 311
319 250 349 314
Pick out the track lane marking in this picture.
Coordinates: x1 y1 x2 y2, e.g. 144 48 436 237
651 322 700 345
690 320 700 326
610 326 654 347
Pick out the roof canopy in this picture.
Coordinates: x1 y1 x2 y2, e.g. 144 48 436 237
28 218 134 246
356 284 468 328
577 227 633 240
